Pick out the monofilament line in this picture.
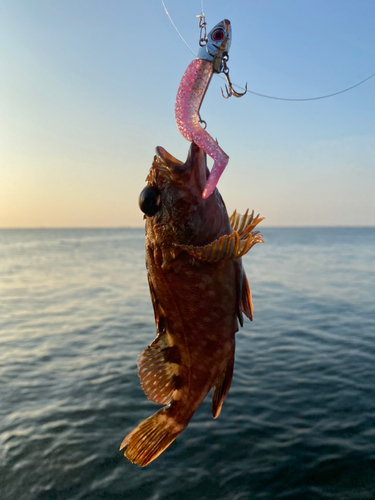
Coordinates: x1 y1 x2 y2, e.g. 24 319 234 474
160 0 196 56
233 72 375 101
160 0 375 102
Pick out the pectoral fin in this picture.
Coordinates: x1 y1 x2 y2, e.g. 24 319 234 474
212 353 234 419
138 335 182 405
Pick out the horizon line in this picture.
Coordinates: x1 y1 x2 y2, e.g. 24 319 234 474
1 225 374 230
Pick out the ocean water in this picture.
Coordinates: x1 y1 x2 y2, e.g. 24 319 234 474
1 227 375 500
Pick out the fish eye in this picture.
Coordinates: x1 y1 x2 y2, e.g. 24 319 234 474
138 186 161 216
211 29 225 42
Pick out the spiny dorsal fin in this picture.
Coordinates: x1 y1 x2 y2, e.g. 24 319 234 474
174 209 264 263
174 229 263 262
174 231 239 263
212 353 234 419
229 209 264 237
138 335 182 405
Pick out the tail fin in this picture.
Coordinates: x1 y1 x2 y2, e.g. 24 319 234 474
120 407 185 466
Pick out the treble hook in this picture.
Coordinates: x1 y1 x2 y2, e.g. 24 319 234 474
220 53 247 99
221 74 248 98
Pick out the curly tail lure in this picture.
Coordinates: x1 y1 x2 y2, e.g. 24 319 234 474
175 19 246 199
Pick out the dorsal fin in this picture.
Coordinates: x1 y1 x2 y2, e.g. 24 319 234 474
174 209 264 263
235 261 254 326
212 352 234 419
241 271 253 321
229 209 264 237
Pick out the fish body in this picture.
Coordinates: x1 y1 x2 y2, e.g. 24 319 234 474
175 19 232 199
120 143 263 466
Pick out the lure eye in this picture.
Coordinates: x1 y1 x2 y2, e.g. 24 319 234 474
139 186 161 216
211 29 225 42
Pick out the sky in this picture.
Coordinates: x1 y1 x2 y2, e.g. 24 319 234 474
1 0 374 228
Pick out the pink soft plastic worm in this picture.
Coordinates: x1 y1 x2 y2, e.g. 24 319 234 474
175 59 229 199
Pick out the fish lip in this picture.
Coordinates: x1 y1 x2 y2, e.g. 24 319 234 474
155 146 187 176
153 144 208 196
184 143 208 195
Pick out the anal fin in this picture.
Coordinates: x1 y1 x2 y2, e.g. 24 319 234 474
138 335 182 405
212 353 234 419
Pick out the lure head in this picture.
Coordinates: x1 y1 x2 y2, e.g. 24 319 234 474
197 19 231 73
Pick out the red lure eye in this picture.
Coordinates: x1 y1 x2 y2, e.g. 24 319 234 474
211 29 225 42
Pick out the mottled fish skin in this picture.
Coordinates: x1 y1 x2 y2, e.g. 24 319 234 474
120 143 264 466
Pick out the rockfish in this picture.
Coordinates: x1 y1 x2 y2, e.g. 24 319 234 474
120 143 263 466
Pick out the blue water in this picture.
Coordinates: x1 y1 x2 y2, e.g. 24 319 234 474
1 227 375 500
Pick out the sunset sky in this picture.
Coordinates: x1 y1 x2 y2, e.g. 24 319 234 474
1 0 374 228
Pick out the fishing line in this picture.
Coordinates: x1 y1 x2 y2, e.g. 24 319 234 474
160 0 375 101
160 0 196 56
231 73 375 101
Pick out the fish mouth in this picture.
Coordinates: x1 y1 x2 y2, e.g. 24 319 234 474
155 147 185 175
154 143 208 196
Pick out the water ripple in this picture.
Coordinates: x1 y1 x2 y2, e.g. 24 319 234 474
0 228 375 499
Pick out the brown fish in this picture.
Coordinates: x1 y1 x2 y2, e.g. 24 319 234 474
120 143 263 466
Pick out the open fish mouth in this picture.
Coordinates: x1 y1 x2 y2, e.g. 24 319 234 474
150 143 209 196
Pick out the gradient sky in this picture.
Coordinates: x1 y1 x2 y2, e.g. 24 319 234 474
1 0 374 227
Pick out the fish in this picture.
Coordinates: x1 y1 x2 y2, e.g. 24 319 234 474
120 142 263 466
175 19 246 200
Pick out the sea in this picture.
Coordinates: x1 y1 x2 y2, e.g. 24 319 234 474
0 227 374 500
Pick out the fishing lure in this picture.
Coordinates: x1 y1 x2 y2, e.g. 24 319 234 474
175 18 246 199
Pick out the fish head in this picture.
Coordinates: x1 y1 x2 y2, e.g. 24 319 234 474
139 143 231 249
197 19 231 73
